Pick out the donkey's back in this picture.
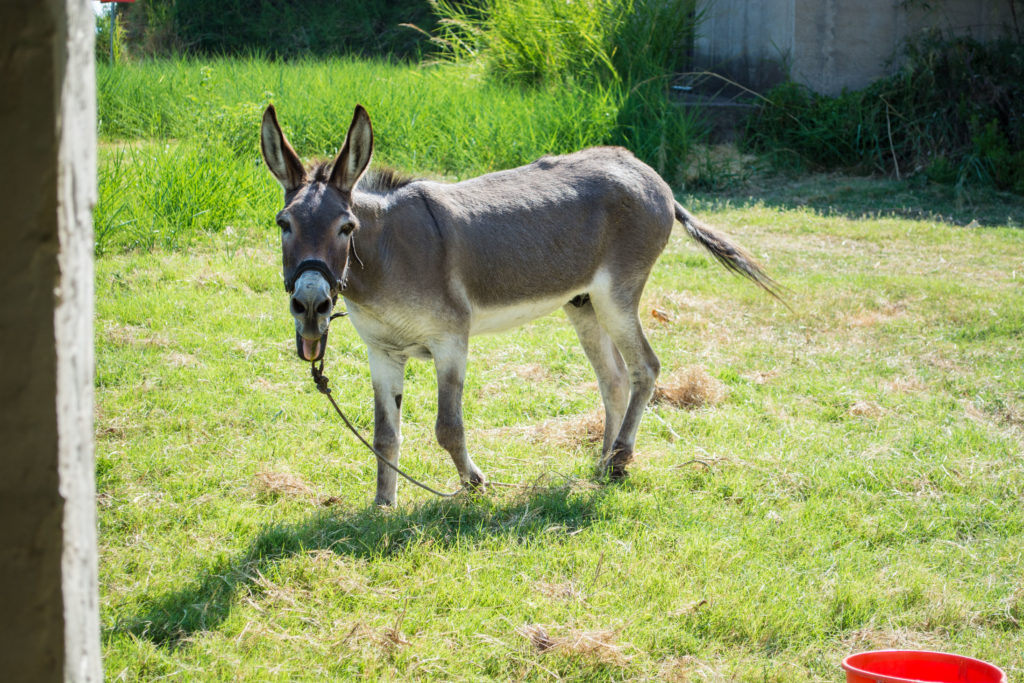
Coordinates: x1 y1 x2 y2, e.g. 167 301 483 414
410 146 676 311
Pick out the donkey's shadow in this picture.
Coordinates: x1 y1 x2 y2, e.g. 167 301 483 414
116 477 609 648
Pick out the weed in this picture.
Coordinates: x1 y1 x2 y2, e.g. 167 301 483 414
743 32 1024 194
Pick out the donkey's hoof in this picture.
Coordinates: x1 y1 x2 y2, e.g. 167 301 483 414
600 446 633 481
463 470 487 492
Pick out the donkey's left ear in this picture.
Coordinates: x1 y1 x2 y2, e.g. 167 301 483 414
329 104 373 194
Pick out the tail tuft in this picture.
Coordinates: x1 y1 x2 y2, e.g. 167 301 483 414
674 202 785 302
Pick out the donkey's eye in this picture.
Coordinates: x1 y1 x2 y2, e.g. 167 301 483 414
340 222 355 235
276 217 291 233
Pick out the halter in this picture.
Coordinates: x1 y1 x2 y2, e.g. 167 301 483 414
283 257 343 294
282 233 358 297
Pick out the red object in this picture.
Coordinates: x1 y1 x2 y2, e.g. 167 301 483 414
842 650 1006 683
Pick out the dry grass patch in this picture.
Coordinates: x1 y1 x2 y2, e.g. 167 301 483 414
481 365 726 448
533 580 585 602
653 366 728 409
482 409 606 449
839 627 943 653
104 322 171 348
658 655 731 683
253 470 313 497
516 623 631 665
849 400 886 418
164 351 200 368
846 301 909 328
744 369 779 385
512 363 551 382
885 376 927 393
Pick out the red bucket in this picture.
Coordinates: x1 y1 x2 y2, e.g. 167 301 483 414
842 650 1006 683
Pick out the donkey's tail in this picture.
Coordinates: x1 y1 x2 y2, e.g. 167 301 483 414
675 202 785 302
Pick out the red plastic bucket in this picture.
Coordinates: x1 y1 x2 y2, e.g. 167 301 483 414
842 650 1006 683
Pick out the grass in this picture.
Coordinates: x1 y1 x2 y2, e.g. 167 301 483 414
96 56 617 166
96 165 1024 679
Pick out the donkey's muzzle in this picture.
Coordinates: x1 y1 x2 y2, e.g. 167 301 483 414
289 269 335 362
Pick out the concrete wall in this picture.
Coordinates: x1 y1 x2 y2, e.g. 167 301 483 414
693 0 1016 95
0 0 100 680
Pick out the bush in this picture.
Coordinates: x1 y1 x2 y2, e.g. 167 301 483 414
117 0 435 60
743 32 1024 193
428 0 703 182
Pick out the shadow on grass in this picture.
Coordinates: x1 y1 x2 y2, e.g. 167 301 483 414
689 173 1024 229
115 476 609 649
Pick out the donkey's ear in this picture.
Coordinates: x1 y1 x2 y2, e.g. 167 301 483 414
329 104 373 194
260 105 305 191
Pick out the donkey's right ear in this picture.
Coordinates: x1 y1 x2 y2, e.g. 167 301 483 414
260 105 305 191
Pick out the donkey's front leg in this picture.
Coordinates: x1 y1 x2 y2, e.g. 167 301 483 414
432 336 486 491
368 347 407 506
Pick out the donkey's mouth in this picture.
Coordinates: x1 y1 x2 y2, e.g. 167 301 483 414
296 330 328 362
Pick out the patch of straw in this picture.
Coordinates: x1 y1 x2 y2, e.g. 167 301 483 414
253 470 312 497
849 400 886 418
533 580 585 602
884 376 926 393
104 322 170 348
653 366 727 409
490 409 605 449
516 623 630 665
839 627 943 653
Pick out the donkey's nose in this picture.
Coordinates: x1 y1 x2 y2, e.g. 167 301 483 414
291 271 333 336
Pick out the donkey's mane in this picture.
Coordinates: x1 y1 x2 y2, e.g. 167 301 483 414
308 161 418 194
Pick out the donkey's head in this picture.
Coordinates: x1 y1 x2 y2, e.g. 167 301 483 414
260 104 373 362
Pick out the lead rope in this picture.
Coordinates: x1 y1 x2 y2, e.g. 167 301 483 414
310 358 461 498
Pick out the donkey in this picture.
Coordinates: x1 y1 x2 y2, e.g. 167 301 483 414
260 104 778 506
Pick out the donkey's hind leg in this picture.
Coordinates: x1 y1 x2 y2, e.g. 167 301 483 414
588 287 661 479
563 299 629 460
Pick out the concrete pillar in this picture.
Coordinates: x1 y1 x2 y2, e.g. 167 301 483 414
0 0 100 680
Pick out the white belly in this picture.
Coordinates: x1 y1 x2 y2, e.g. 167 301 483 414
468 269 610 336
470 294 574 335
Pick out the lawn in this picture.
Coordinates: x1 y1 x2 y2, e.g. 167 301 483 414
96 160 1024 679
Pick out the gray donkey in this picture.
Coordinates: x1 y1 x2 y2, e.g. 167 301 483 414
261 104 778 506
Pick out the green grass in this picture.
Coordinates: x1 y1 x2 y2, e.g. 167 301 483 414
96 56 617 166
96 169 1024 679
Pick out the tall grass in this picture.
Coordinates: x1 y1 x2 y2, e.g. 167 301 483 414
428 0 695 87
427 0 703 183
95 57 619 252
120 0 435 59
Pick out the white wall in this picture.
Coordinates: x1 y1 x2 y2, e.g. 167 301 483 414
693 0 1015 94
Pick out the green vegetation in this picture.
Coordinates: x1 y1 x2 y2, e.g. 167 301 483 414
116 0 435 59
430 0 702 183
743 32 1024 194
97 176 1024 680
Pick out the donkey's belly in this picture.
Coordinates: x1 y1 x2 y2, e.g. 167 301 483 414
470 291 584 335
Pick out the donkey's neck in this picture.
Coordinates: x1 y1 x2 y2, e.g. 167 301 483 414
336 188 412 305
338 182 443 308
